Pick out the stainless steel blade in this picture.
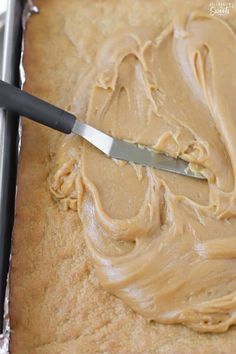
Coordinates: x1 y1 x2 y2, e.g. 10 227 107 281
72 120 205 179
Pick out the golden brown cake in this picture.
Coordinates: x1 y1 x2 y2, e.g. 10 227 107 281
10 0 236 352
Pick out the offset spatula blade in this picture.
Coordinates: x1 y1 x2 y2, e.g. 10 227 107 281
72 121 205 179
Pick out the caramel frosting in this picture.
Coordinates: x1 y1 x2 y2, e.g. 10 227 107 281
50 11 236 332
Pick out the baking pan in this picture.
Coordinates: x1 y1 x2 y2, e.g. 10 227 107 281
0 0 24 333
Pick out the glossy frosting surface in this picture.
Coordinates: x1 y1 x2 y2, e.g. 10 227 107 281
51 10 236 332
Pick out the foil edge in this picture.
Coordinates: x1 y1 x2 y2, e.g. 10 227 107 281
0 1 39 352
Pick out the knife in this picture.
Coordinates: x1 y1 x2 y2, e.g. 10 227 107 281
0 79 205 179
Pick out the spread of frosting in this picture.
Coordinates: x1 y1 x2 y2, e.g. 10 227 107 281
50 11 236 332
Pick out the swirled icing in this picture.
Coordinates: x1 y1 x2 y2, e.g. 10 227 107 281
50 12 236 332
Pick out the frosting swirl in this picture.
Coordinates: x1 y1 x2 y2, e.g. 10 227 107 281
50 12 236 332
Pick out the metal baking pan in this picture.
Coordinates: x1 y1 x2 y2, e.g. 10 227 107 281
0 0 24 333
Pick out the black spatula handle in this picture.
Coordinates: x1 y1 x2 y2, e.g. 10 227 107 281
0 80 76 134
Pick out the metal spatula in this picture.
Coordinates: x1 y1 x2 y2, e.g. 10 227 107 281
0 80 205 179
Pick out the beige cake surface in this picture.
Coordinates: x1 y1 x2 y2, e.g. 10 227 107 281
10 0 236 353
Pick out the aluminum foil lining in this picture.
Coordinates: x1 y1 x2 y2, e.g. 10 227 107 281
0 1 39 352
